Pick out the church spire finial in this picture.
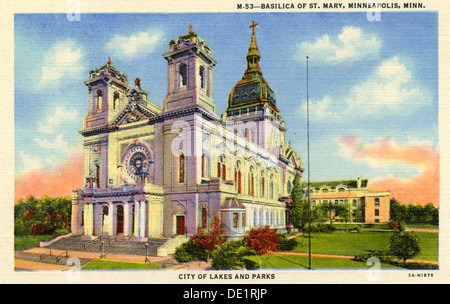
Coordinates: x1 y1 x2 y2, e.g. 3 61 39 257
249 21 259 51
246 21 261 74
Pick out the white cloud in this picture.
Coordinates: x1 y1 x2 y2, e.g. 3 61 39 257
104 29 162 60
34 133 70 155
300 96 341 120
38 106 80 134
298 56 429 121
297 26 382 65
346 56 426 113
39 39 85 86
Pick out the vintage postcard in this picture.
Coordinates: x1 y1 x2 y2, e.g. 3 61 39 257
2 0 448 287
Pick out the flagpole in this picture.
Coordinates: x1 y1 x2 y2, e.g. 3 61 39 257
306 56 312 270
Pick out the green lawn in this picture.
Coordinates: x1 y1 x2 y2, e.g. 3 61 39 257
14 234 58 251
245 254 398 269
81 259 162 270
292 231 438 261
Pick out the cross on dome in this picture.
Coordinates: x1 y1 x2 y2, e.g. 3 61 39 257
249 21 258 32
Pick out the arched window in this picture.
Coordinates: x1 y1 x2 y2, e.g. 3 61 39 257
201 154 207 178
260 170 265 197
218 155 226 180
249 166 255 196
199 66 205 89
270 174 274 199
287 180 292 194
180 64 187 86
179 154 185 183
235 161 242 194
96 164 101 188
201 207 207 228
113 92 120 110
96 89 103 110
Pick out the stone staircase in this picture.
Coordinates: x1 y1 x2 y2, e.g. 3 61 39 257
14 235 185 270
44 235 169 257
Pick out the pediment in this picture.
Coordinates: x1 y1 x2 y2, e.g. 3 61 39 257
111 102 156 126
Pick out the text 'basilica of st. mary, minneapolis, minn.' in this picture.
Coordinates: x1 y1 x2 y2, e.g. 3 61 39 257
71 22 390 240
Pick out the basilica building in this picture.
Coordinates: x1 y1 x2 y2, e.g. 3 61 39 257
71 23 303 240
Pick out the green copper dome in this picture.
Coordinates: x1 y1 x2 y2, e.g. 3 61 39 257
228 21 278 112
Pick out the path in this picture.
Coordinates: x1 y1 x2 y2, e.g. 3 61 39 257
271 251 439 266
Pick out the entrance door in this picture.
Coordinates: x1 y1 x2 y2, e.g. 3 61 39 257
116 205 124 235
176 215 185 235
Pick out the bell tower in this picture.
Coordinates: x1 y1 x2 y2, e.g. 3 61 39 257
162 25 217 114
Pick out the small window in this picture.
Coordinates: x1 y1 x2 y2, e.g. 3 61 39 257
322 188 328 193
96 89 103 110
180 64 187 86
375 209 379 216
375 198 380 206
179 154 185 183
338 188 345 192
201 207 207 228
199 66 205 89
233 213 239 228
201 154 206 178
287 181 292 194
113 92 120 110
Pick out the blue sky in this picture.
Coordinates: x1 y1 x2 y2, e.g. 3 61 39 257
15 12 438 188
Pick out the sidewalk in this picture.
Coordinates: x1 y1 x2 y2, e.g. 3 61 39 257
15 247 214 271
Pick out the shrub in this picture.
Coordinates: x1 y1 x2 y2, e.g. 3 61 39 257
191 214 226 252
389 220 404 231
211 240 257 270
352 250 393 263
174 239 208 262
244 226 279 255
389 230 421 263
277 234 297 251
174 214 226 263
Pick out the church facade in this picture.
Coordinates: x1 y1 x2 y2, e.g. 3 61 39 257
71 23 303 240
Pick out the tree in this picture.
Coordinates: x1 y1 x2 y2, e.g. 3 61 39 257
390 198 407 222
244 226 279 255
191 214 226 253
244 226 279 268
317 202 349 231
14 195 71 235
421 203 438 224
290 175 310 233
389 230 421 263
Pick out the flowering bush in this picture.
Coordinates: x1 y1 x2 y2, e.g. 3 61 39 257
31 223 51 235
191 214 226 252
244 226 279 255
14 195 71 235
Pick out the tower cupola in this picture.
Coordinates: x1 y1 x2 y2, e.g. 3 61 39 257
227 21 278 113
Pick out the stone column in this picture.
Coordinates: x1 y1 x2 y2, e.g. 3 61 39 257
124 202 130 237
83 204 89 236
84 203 94 236
109 202 114 235
139 201 146 238
135 201 141 237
